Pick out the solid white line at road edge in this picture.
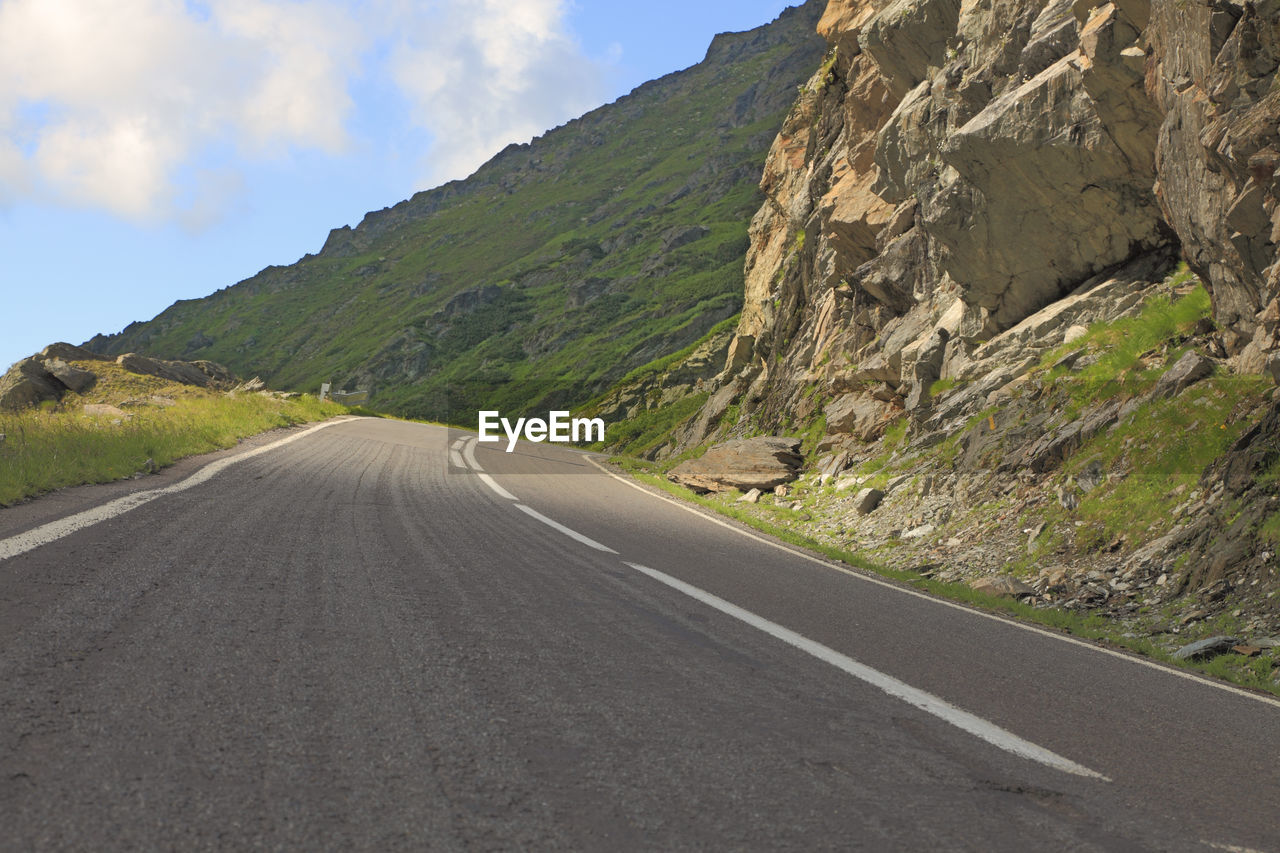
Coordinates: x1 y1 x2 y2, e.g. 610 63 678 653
0 417 356 563
624 560 1109 780
587 456 1280 712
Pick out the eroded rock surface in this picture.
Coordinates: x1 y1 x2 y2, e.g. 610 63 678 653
698 0 1280 462
668 437 804 492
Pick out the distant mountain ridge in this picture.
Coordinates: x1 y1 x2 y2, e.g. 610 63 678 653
88 2 827 420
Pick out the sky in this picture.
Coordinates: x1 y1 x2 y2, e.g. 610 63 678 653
0 0 800 372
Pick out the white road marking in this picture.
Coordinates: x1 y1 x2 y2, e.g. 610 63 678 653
477 474 518 501
449 449 466 468
462 437 483 472
0 418 355 563
623 560 1108 780
586 457 1280 711
450 437 466 451
515 504 618 554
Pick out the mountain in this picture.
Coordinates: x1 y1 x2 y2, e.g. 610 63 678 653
87 3 827 421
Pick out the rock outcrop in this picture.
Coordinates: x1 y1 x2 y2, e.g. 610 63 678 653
668 437 804 492
657 0 1280 650
115 353 231 389
1147 1 1280 363
0 344 236 412
0 358 74 411
687 0 1280 455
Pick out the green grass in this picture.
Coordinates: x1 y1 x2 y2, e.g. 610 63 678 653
1066 379 1268 543
590 391 709 458
1039 272 1213 405
0 393 348 506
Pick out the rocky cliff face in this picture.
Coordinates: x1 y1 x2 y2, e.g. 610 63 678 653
658 0 1280 659
703 0 1279 445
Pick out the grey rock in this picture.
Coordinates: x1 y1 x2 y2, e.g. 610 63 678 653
1076 459 1105 493
853 487 884 515
1171 636 1240 661
668 436 803 493
970 575 1037 599
0 358 66 411
825 393 898 442
116 353 222 388
1267 352 1280 385
40 342 109 362
43 358 97 394
1013 400 1121 474
818 450 850 484
1150 351 1214 400
737 488 763 504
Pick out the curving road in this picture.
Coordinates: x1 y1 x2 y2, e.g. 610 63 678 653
0 417 1277 851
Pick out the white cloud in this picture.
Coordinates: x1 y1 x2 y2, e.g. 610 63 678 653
388 0 606 186
0 0 361 222
0 0 606 223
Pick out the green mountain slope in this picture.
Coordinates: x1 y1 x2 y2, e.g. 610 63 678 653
89 3 825 421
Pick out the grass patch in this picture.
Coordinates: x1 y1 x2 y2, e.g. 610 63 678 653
590 391 709 458
1065 378 1269 543
0 376 348 506
1039 274 1213 405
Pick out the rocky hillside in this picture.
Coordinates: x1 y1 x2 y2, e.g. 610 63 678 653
625 0 1280 679
86 3 827 421
707 0 1280 430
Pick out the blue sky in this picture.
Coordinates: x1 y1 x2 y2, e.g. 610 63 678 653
0 0 798 372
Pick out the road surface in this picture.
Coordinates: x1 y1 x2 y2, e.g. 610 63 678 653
0 417 1276 851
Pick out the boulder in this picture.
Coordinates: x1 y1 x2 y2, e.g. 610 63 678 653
117 353 217 388
970 575 1037 599
853 487 884 515
825 393 898 442
43 358 97 394
40 342 109 362
1150 350 1214 399
668 436 803 493
191 360 235 386
1172 636 1239 661
0 358 66 411
817 450 850 484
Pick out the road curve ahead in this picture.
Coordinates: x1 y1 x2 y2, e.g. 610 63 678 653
0 417 1277 851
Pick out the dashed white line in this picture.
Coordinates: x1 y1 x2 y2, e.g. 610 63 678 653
516 504 618 554
0 418 355 563
624 560 1109 780
449 449 466 468
477 473 518 501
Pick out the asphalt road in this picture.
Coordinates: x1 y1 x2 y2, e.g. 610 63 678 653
1 417 1277 851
